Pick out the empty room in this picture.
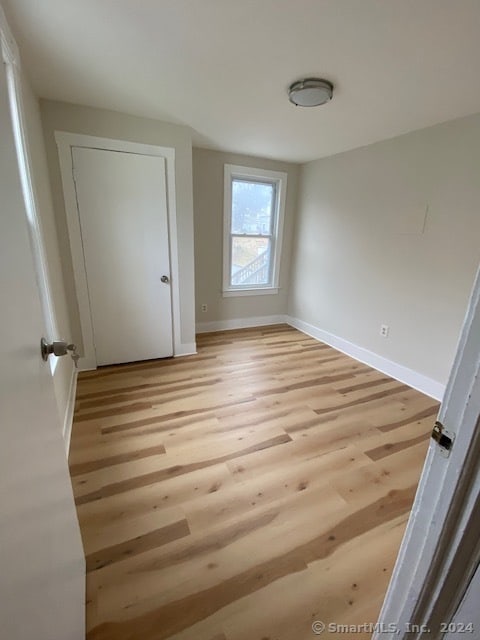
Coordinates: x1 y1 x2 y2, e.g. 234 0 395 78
1 2 480 640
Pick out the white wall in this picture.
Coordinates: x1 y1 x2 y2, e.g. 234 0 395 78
288 113 480 390
193 147 298 330
40 100 196 352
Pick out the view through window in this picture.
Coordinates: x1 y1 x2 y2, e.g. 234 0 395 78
230 179 275 287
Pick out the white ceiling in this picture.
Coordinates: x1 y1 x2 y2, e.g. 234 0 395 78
4 0 480 163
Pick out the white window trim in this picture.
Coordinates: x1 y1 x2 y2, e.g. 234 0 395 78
223 164 287 297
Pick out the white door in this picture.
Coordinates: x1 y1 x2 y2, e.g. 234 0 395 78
0 62 85 638
376 263 480 638
444 563 480 639
72 147 173 366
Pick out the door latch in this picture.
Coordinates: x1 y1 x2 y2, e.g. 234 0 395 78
431 421 454 457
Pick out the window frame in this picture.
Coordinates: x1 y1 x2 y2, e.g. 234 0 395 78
222 164 287 297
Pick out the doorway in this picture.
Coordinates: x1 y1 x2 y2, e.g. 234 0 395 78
56 133 182 369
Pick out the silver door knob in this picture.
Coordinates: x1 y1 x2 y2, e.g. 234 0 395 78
41 338 78 362
160 275 170 284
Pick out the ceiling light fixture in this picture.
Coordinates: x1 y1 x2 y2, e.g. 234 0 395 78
288 78 333 107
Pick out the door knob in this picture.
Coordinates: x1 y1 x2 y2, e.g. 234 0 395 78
160 275 170 284
41 338 79 366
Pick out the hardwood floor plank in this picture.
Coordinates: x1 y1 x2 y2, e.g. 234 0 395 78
81 501 187 553
77 377 222 409
332 442 430 506
377 404 439 432
69 325 437 640
75 433 292 505
313 384 410 415
364 430 430 461
335 375 394 394
85 487 415 640
86 519 190 573
101 397 256 435
76 463 233 529
86 487 345 627
70 444 167 476
217 515 408 640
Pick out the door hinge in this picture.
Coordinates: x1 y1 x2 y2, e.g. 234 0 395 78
431 421 454 457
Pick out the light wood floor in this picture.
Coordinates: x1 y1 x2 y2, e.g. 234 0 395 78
69 325 438 640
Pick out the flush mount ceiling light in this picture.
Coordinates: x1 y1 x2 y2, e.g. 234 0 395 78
288 78 334 107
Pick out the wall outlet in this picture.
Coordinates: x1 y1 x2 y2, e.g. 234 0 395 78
380 324 389 338
201 303 208 313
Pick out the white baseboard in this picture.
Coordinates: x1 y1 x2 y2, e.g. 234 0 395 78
77 357 96 372
286 315 445 401
174 342 197 357
63 365 78 455
76 315 444 402
196 314 287 334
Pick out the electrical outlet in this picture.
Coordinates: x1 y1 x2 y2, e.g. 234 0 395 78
380 324 389 338
201 303 208 313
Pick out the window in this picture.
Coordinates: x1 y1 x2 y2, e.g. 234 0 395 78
223 164 287 296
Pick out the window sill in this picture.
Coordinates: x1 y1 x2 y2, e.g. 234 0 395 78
222 287 279 298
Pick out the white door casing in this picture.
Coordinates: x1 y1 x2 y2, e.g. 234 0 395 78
72 146 173 365
56 131 191 369
0 34 85 640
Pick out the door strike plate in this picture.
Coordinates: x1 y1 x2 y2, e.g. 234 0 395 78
431 421 454 457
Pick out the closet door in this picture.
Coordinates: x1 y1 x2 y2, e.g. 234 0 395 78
72 147 173 365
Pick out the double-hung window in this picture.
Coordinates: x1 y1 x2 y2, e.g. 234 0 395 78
223 164 287 296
